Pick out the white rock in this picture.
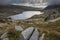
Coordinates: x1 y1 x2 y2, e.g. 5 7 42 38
20 27 34 40
15 25 23 31
0 32 8 39
3 38 9 40
29 29 39 40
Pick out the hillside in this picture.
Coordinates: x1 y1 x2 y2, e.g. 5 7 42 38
0 5 60 40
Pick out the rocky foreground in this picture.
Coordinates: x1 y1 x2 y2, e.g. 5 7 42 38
0 19 60 40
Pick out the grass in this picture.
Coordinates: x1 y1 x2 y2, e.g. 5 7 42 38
18 19 60 40
0 6 60 40
8 31 21 40
0 17 60 40
0 22 21 40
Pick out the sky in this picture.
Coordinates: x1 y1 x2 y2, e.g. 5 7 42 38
47 0 60 5
0 0 60 5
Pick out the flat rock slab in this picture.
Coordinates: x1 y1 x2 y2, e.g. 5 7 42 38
29 29 39 40
20 27 34 40
3 38 9 40
15 25 23 31
0 32 8 39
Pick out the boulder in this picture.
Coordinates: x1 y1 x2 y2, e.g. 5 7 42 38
3 38 9 40
15 25 23 31
0 32 8 39
39 33 45 40
20 27 34 40
29 29 39 40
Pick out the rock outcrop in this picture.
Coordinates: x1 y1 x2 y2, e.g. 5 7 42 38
29 29 39 40
20 27 39 40
20 27 34 40
0 32 8 39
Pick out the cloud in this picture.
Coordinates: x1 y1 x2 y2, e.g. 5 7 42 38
0 0 60 5
47 0 60 5
0 0 12 5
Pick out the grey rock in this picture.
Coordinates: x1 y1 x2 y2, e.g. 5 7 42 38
0 32 8 39
15 25 23 31
47 17 60 22
39 33 45 40
3 38 9 40
29 29 39 40
20 27 34 40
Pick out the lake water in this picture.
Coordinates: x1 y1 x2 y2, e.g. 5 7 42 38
9 11 44 20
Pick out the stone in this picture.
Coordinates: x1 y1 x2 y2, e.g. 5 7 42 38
39 33 45 40
15 25 23 31
0 32 8 39
20 27 34 40
3 38 9 40
29 29 39 40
